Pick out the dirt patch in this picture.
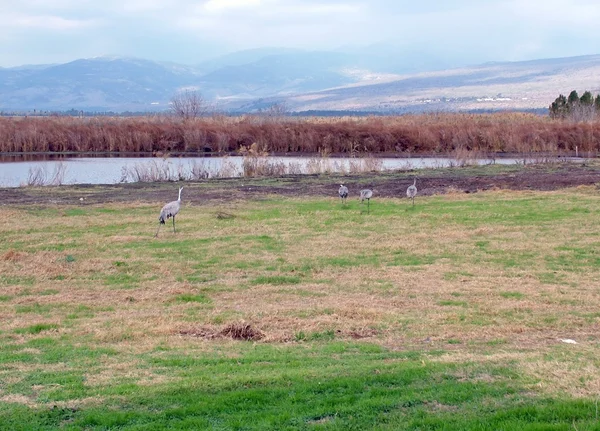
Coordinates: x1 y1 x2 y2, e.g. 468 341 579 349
346 328 380 339
177 322 265 341
221 322 265 341
2 162 599 207
177 327 219 339
1 249 28 261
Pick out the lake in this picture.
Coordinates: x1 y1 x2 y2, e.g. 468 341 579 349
0 154 569 188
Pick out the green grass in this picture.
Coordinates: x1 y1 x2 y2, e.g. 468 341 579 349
500 291 526 300
0 275 35 286
2 179 600 429
14 323 59 334
174 293 212 304
0 344 599 430
251 275 303 285
438 300 469 307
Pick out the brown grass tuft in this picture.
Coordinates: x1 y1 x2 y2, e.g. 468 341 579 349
176 327 219 339
2 249 27 262
215 211 236 220
346 328 379 339
176 323 265 341
220 322 264 341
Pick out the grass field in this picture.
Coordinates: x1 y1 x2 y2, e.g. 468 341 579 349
2 183 600 429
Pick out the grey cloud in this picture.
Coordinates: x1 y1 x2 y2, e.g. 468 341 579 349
1 0 599 67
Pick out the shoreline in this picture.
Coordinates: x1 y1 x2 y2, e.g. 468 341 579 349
2 162 599 207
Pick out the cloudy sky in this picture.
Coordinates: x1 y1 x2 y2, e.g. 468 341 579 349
1 0 599 67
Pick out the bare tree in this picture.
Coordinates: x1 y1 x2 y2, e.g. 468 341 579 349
259 102 288 122
569 103 597 123
170 90 206 120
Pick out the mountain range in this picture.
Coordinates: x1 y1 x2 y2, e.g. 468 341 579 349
1 49 599 113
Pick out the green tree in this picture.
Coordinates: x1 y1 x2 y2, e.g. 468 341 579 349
595 94 600 111
580 91 593 105
549 94 569 119
567 90 580 105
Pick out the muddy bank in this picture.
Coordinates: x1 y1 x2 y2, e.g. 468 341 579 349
1 162 599 207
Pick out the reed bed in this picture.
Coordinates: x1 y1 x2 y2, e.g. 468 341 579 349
1 113 599 155
117 152 387 183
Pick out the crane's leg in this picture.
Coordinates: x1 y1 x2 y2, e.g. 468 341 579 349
154 223 161 238
412 196 415 206
367 199 370 214
172 216 176 233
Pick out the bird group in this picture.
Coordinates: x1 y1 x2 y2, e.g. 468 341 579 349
154 178 418 236
338 177 418 213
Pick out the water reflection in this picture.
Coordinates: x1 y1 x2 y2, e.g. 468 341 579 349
0 154 579 188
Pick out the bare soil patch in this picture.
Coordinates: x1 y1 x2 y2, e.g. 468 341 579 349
177 322 265 341
2 162 599 207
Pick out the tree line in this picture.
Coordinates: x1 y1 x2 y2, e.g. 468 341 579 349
549 90 600 121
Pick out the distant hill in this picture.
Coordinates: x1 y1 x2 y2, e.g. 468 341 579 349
0 56 202 111
265 54 600 113
0 51 599 113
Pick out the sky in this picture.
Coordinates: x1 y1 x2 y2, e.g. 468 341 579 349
1 0 599 67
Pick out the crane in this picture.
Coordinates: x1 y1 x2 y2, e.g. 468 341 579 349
155 186 183 237
360 189 373 213
339 184 349 205
407 178 417 206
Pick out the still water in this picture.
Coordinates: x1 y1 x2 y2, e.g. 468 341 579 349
0 154 550 188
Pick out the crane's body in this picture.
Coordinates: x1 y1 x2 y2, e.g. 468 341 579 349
338 184 349 204
407 178 417 206
155 186 183 237
360 189 373 213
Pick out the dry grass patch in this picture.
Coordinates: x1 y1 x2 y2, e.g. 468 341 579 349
2 249 28 262
221 322 264 341
434 341 600 398
0 394 37 407
177 322 264 341
2 188 600 402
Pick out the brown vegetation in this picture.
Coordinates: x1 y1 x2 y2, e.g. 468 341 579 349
177 323 264 341
1 113 600 155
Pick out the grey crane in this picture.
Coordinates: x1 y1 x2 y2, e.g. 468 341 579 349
359 189 373 213
338 184 349 205
406 177 417 206
155 186 183 237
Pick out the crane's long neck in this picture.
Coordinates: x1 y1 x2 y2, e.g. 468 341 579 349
413 178 416 186
178 188 182 201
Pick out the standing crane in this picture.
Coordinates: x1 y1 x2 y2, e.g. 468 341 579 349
338 184 349 205
359 189 373 214
406 178 417 206
155 186 183 237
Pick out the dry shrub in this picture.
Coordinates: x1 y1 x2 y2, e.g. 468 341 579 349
176 322 264 341
220 322 264 341
239 142 286 177
216 157 240 178
2 113 600 156
120 158 214 182
26 162 67 186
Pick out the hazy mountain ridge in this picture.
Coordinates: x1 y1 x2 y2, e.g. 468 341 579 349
276 54 600 113
0 50 599 112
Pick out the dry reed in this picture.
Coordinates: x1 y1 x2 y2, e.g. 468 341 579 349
2 113 599 155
